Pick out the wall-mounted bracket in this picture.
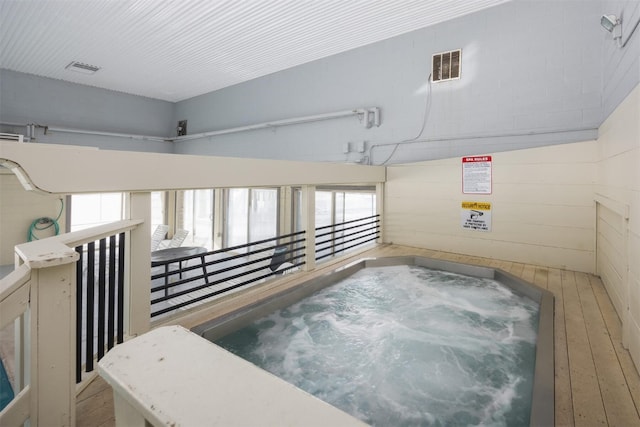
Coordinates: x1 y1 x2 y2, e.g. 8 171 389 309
177 120 188 136
359 107 381 128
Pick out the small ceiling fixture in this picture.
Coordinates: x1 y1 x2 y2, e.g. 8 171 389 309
65 61 101 74
600 14 623 43
600 14 619 32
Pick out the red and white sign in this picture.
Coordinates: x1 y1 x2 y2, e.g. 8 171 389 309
462 156 492 194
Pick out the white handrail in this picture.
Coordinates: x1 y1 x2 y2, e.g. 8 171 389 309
0 264 31 330
59 219 144 247
0 386 31 426
0 218 146 426
0 266 31 426
13 219 143 269
98 326 366 427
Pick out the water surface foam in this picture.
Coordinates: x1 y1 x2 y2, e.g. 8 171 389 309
216 265 539 426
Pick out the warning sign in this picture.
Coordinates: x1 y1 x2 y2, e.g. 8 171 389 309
461 201 492 232
462 156 492 194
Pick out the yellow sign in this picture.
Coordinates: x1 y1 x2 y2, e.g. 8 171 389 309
461 201 492 232
461 201 491 210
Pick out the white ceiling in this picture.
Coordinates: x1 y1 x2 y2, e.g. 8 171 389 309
0 0 508 102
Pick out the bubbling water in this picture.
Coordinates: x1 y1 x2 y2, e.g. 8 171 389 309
216 265 539 426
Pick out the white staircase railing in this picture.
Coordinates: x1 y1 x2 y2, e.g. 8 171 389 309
0 219 144 426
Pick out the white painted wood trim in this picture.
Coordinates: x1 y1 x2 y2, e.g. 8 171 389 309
376 182 384 243
0 264 30 330
302 185 316 272
125 193 151 337
14 240 78 269
0 141 385 194
98 326 366 427
13 220 142 268
595 193 630 219
0 385 30 426
58 219 144 247
29 264 76 426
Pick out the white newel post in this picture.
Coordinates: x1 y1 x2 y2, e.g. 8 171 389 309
376 182 384 244
14 240 79 426
301 185 316 272
124 192 151 337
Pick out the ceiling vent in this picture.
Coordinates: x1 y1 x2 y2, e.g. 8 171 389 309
0 133 24 142
432 49 461 82
65 61 101 74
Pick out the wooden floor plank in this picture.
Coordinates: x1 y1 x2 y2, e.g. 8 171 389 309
520 264 536 283
76 375 115 427
432 251 459 262
562 270 608 426
473 255 492 267
548 267 575 427
589 274 640 418
490 258 513 272
467 255 488 266
575 272 640 426
74 245 640 427
534 266 549 290
509 262 525 277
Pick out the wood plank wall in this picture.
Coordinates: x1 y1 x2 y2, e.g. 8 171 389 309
384 140 597 273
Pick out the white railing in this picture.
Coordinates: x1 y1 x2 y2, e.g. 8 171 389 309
0 220 145 426
0 213 382 425
0 140 385 426
0 265 31 426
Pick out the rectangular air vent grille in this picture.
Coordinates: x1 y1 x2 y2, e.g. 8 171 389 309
65 61 101 74
432 49 461 82
0 133 24 142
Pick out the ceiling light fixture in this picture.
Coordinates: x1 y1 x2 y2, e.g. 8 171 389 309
65 61 101 74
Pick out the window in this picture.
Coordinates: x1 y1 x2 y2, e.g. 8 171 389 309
309 188 377 261
249 189 278 241
315 191 333 227
72 191 168 237
179 189 214 248
225 188 278 247
314 190 376 225
151 191 167 234
226 189 249 247
70 193 124 232
336 193 376 222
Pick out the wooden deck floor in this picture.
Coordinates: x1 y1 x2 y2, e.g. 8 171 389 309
76 244 640 426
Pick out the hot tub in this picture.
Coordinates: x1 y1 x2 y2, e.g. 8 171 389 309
194 256 554 426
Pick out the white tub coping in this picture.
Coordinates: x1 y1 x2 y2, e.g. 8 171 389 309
98 325 366 426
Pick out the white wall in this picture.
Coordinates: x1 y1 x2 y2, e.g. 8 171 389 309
0 69 174 153
173 0 603 164
0 169 66 265
595 83 640 369
384 140 597 273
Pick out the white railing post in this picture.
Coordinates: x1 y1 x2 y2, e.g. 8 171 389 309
14 240 79 426
301 185 316 271
124 192 151 337
30 264 76 426
213 189 224 250
376 182 384 243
